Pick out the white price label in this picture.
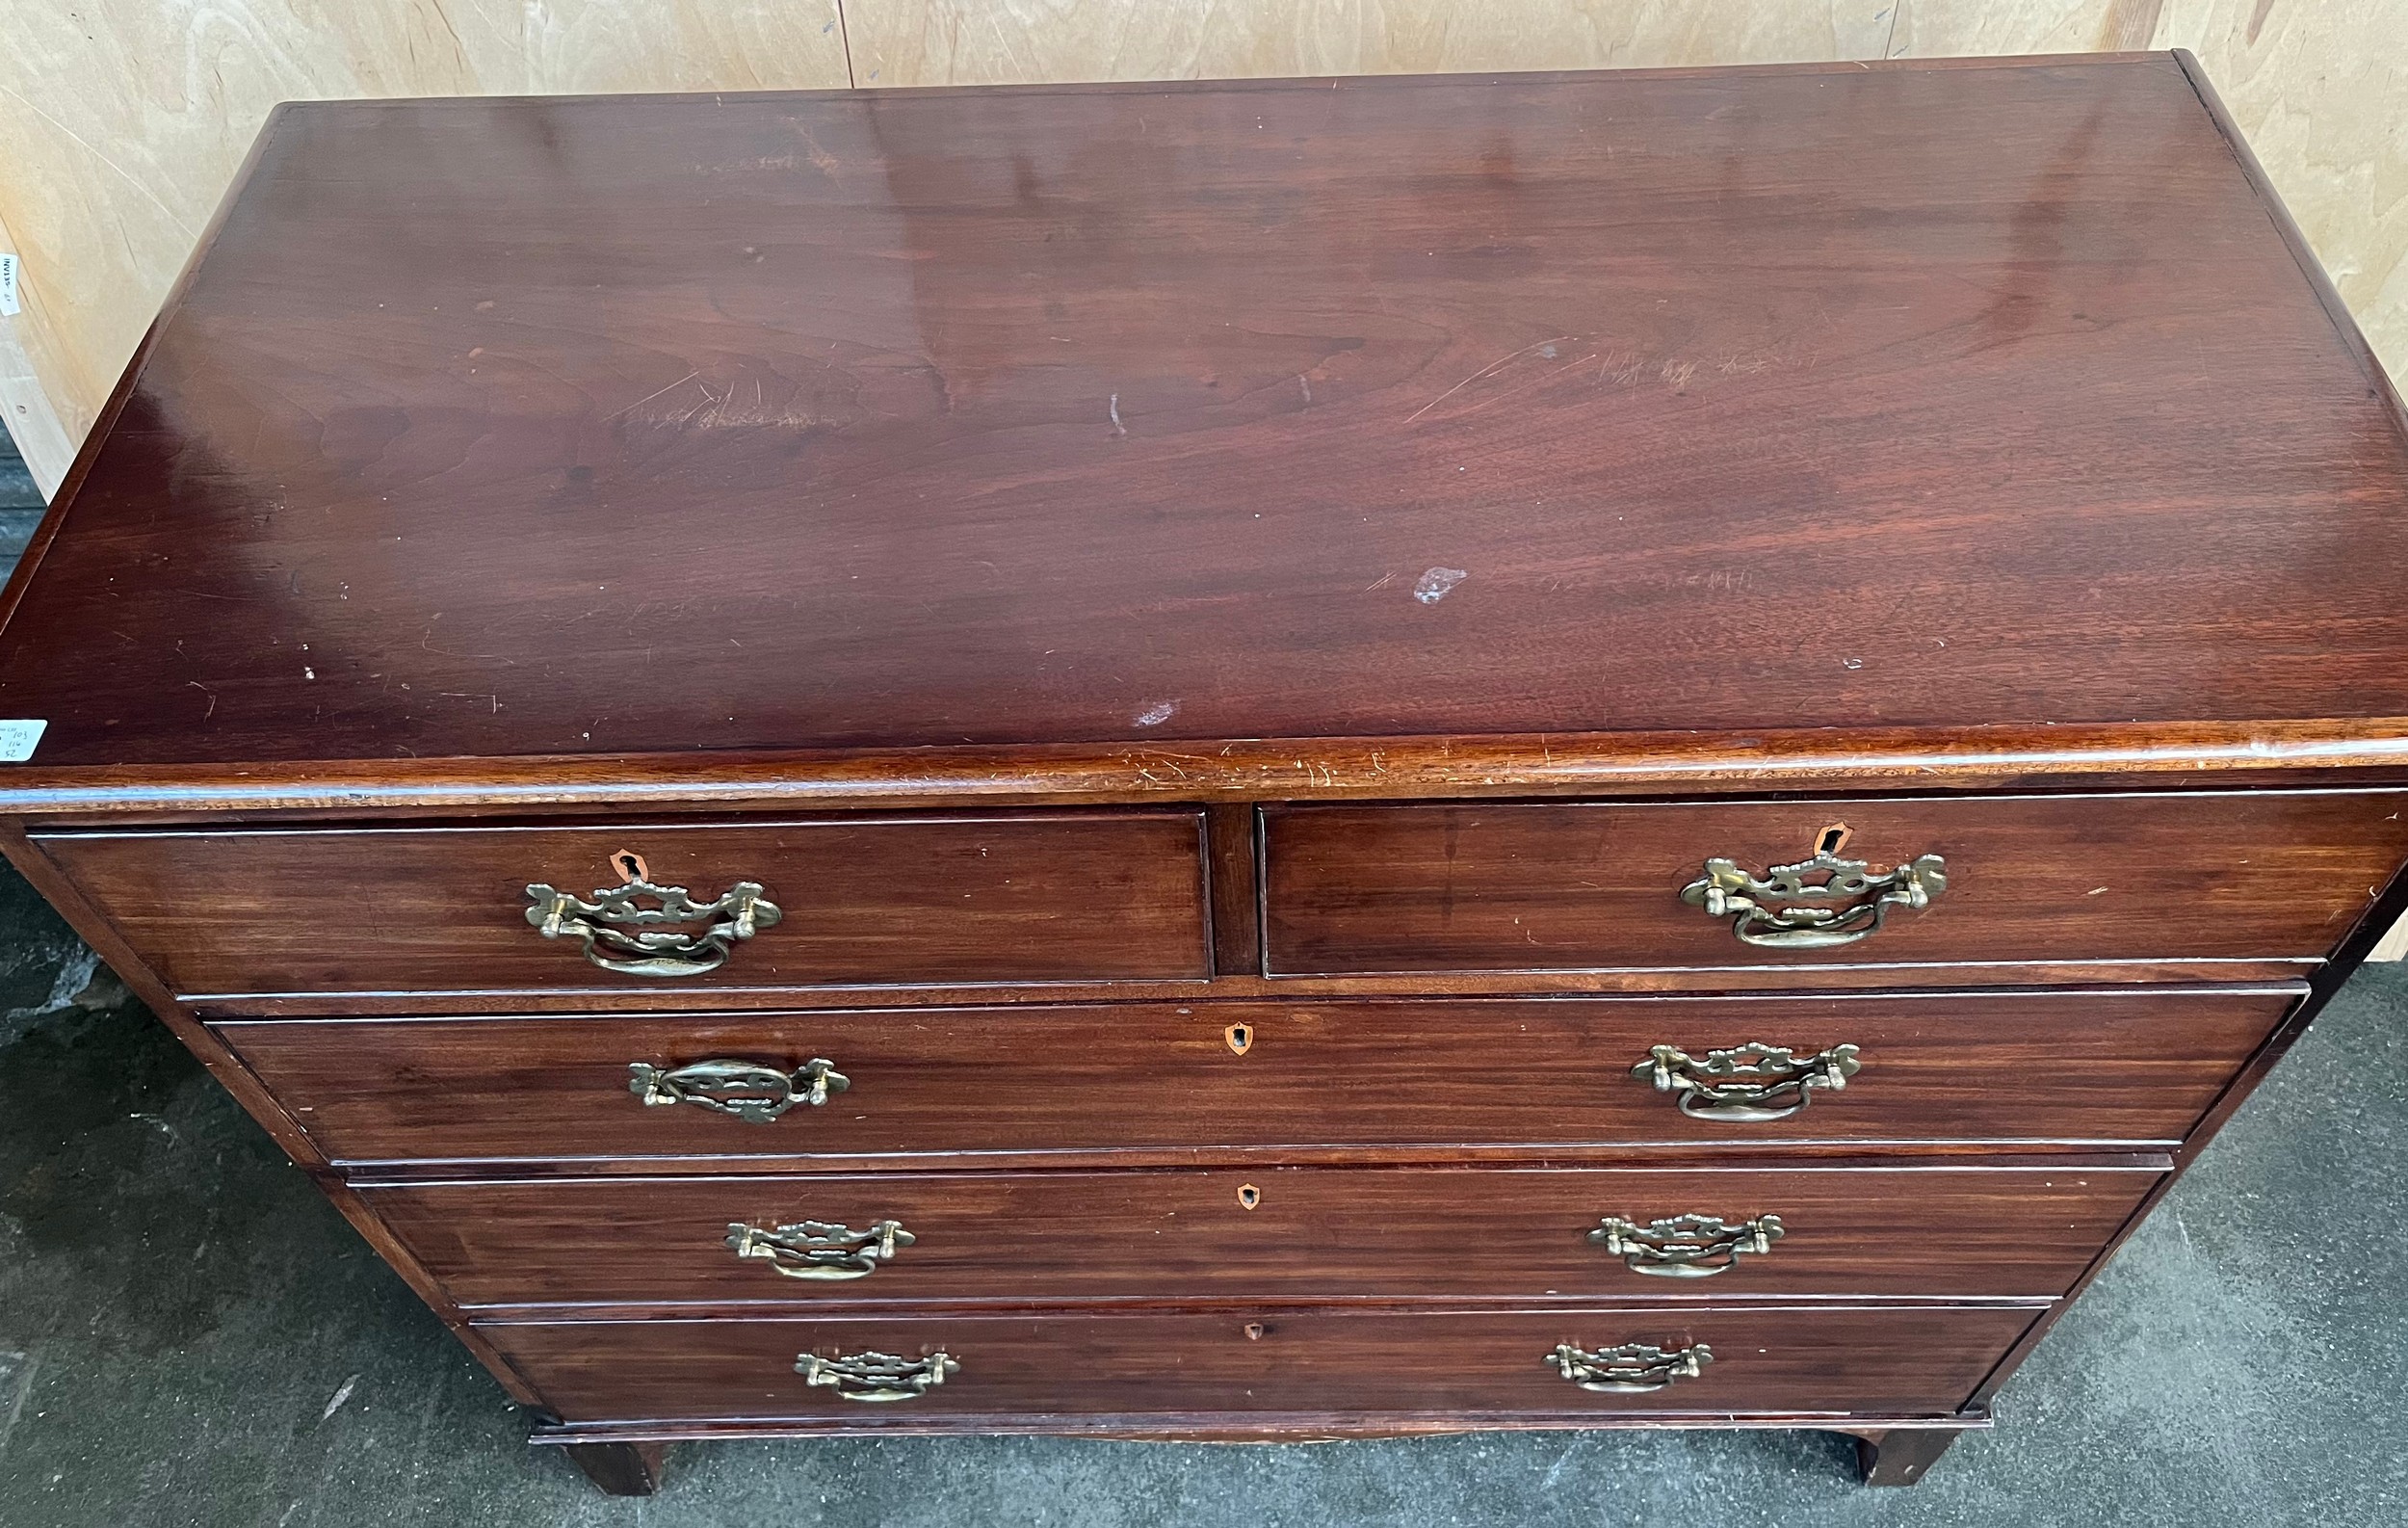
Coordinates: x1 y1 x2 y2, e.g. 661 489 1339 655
0 720 46 761
0 254 17 317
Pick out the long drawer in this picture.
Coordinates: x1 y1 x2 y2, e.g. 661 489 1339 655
483 1304 2043 1423
368 1163 2161 1308
1262 791 2408 976
219 988 2295 1165
34 811 1212 997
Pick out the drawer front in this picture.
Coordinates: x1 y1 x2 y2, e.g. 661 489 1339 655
369 1164 2159 1307
220 988 2293 1164
483 1304 2041 1423
37 812 1210 997
1262 791 2408 976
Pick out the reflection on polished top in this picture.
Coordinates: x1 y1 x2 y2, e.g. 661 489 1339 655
1 56 2403 770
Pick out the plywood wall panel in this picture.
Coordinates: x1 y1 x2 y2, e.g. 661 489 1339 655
1 0 2400 496
840 1 1897 87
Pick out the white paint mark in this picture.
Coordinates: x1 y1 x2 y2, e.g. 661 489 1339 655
1841 656 1865 670
301 667 315 680
0 1352 34 1454
1540 1434 1585 1489
321 1374 360 1421
1109 392 1127 437
1413 567 1469 604
1134 700 1176 727
1 941 97 1033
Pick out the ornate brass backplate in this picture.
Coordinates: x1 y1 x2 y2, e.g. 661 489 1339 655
797 1350 960 1403
628 1058 848 1123
1588 1212 1785 1278
1634 1041 1861 1121
525 853 780 976
1681 833 1946 949
1546 1340 1713 1394
727 1218 914 1280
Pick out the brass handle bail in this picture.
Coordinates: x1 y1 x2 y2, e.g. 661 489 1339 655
797 1350 959 1403
1546 1341 1713 1394
728 1219 914 1280
1588 1213 1785 1277
1634 1041 1861 1121
526 852 780 977
1681 830 1945 949
628 1058 848 1123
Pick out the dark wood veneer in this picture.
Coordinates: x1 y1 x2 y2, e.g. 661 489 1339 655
37 811 1212 996
1263 792 2408 975
5 719 2408 821
366 1162 2161 1308
481 1303 2045 1425
215 988 2294 1166
4 61 2407 773
1 54 2400 1490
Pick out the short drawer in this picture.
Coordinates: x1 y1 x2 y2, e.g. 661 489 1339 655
1261 790 2408 976
367 1163 2160 1308
36 811 1210 998
219 987 2295 1165
483 1303 2041 1423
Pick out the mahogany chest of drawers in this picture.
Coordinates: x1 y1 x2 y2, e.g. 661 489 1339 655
5 53 2407 1495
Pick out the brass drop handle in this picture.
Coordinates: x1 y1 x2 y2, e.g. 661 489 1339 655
797 1350 959 1403
1635 1041 1859 1122
1682 827 1945 948
728 1218 914 1280
1547 1341 1713 1394
628 1058 848 1123
1589 1213 1784 1278
526 850 780 977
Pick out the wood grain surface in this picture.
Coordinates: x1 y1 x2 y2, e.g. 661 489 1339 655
5 10 2404 500
36 811 1212 996
6 61 2408 772
11 718 2408 822
213 988 2296 1166
364 1161 2163 1307
1 43 2400 1473
1262 790 2408 975
477 1301 2045 1423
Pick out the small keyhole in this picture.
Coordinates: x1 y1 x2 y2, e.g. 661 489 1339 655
611 849 650 883
1816 823 1851 856
1237 1183 1261 1210
1243 1323 1267 1341
1225 1023 1252 1056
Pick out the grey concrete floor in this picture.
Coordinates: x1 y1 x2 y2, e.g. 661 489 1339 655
3 848 2406 1527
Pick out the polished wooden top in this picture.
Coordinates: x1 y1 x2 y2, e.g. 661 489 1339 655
3 55 2404 779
